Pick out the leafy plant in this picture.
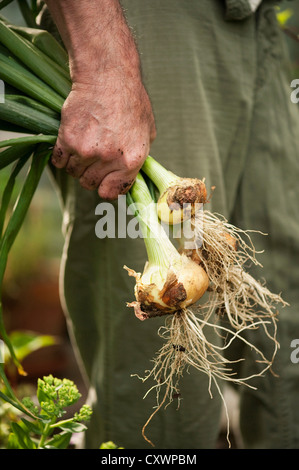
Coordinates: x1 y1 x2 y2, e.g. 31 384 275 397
0 329 54 447
0 1 67 413
2 330 56 365
7 374 92 449
1 331 93 449
100 441 124 449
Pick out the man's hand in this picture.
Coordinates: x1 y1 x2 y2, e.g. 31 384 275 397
52 70 156 200
44 0 156 200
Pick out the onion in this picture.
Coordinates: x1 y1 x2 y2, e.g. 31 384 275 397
125 254 209 320
124 173 209 320
128 160 286 447
142 156 209 225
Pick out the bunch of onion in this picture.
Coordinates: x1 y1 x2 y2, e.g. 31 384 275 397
142 156 210 225
124 173 209 320
124 172 283 447
142 156 286 335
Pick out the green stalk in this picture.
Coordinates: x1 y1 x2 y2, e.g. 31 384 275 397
4 93 60 120
21 34 70 82
0 95 60 134
29 0 44 19
0 143 35 170
0 364 38 418
8 25 69 71
0 144 51 370
0 20 71 98
0 46 65 112
0 120 32 134
0 151 32 237
0 145 51 264
49 417 76 429
0 135 56 150
142 172 157 203
38 422 51 448
130 172 154 207
17 0 38 29
142 155 180 195
129 173 179 269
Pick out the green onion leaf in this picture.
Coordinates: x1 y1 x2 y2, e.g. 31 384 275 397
0 143 35 170
0 45 65 112
0 150 32 237
8 24 69 71
17 0 38 29
0 95 60 134
0 20 71 98
0 135 56 150
0 144 51 369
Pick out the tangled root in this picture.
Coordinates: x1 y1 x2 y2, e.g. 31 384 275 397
182 210 288 330
134 305 279 447
131 210 287 447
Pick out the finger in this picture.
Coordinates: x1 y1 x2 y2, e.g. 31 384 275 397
66 154 89 178
97 170 136 200
51 140 70 168
66 149 108 178
79 159 121 191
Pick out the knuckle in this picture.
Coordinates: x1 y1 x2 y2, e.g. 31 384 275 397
52 143 67 167
80 177 97 191
122 152 144 172
65 154 85 177
98 185 116 201
77 143 96 161
66 165 76 176
59 128 76 150
66 164 82 178
79 170 99 190
98 150 112 164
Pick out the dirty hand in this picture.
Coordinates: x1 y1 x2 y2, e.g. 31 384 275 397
52 70 156 200
45 0 156 200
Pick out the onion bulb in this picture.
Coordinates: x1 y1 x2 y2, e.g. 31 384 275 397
125 254 209 320
124 173 209 320
142 156 209 225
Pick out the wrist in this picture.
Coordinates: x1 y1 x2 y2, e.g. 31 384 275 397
69 36 141 84
70 60 143 93
44 0 141 83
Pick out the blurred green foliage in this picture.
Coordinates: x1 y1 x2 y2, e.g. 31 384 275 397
0 156 63 287
277 2 299 77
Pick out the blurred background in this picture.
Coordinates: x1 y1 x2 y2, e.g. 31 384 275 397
0 0 298 449
0 2 87 448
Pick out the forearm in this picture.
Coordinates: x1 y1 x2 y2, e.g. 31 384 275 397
44 0 156 200
44 0 141 82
